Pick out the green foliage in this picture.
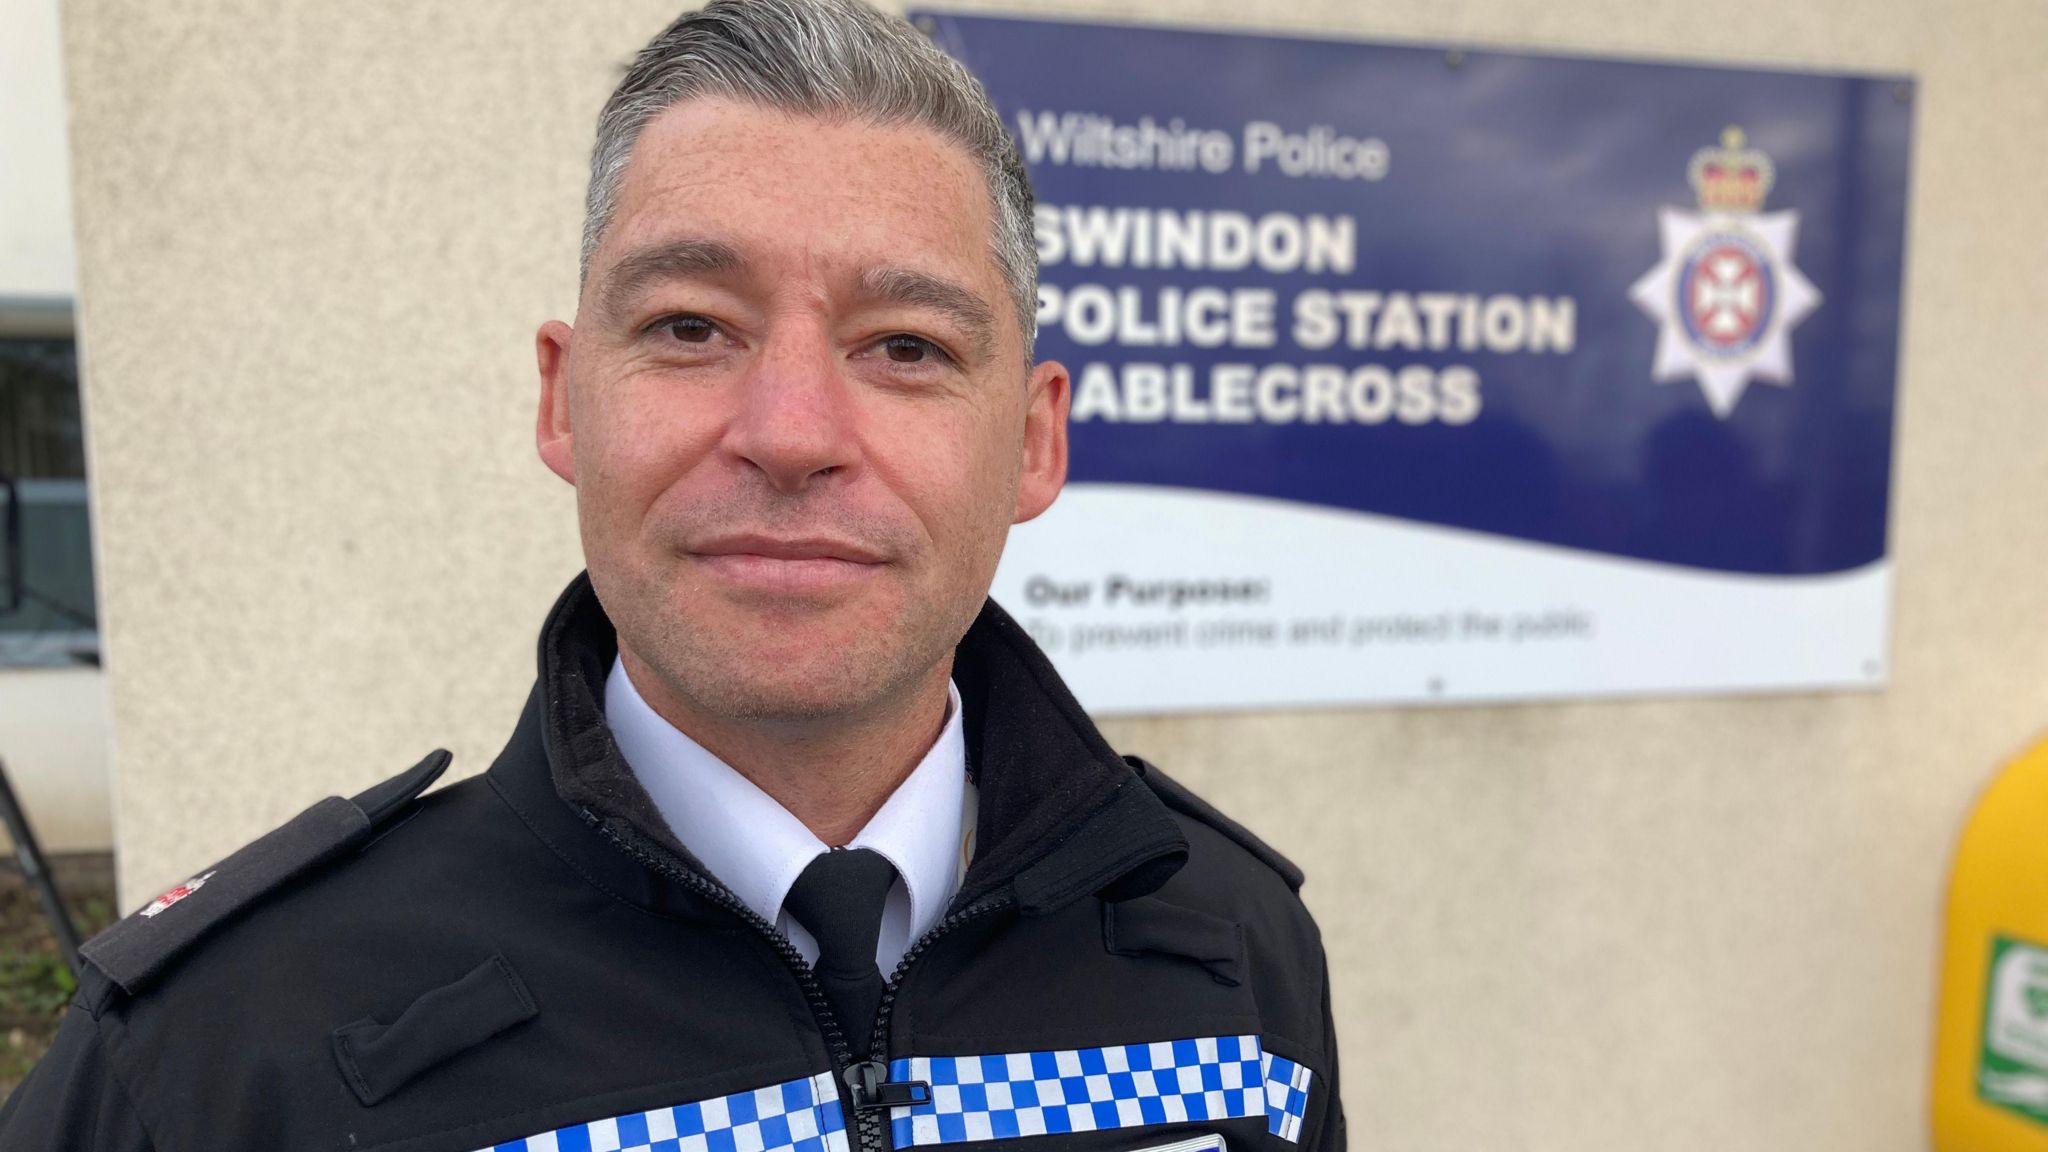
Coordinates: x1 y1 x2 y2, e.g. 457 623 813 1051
0 872 118 1099
0 947 76 1019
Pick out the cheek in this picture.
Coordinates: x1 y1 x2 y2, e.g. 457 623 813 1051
577 375 726 529
870 399 1024 558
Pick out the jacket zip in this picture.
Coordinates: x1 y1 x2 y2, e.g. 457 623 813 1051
587 819 858 1068
588 810 1178 1151
849 892 1013 1152
589 814 1014 1152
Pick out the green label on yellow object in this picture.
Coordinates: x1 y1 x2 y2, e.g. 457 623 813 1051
1981 936 2048 1124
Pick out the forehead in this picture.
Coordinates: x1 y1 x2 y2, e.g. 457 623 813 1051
599 97 1000 294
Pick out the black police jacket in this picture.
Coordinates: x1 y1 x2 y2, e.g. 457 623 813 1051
0 576 1344 1152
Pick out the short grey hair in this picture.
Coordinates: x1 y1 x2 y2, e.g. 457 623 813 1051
582 0 1038 356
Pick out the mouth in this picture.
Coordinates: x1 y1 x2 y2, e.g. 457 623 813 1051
687 533 887 593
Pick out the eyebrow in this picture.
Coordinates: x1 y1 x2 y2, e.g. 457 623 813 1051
595 237 746 321
858 266 1000 361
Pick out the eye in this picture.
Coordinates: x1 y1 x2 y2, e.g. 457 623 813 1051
880 334 946 364
658 315 718 344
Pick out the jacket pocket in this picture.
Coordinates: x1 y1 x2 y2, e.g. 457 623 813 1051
1103 897 1245 986
331 953 539 1105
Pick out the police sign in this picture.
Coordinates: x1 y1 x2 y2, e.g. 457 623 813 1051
915 12 1913 712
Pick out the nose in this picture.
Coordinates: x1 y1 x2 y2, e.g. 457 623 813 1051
722 321 862 494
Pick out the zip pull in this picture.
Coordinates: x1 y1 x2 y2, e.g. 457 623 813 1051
845 1060 931 1111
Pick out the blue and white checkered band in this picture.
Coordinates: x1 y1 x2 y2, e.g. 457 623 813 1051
1262 1053 1313 1144
477 1071 849 1152
887 1035 1315 1146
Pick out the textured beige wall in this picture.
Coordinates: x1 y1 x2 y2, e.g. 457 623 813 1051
61 0 2048 1148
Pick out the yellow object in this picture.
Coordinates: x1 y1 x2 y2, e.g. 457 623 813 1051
1934 736 2048 1149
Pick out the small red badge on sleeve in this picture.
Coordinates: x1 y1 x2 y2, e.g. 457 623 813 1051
139 871 217 919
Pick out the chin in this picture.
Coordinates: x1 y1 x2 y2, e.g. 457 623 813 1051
608 569 967 724
683 662 895 723
653 610 906 718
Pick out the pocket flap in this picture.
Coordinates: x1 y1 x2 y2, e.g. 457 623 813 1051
1102 897 1245 986
332 953 538 1106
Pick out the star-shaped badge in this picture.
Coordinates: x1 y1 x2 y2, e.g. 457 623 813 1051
1629 128 1823 419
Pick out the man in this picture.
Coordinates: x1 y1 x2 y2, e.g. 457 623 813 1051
0 2 1343 1149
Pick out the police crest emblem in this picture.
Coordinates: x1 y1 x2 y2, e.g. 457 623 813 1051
1630 126 1822 418
138 870 215 918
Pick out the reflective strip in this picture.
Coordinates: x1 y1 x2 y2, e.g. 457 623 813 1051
1262 1053 1312 1143
887 1036 1315 1146
478 1071 848 1152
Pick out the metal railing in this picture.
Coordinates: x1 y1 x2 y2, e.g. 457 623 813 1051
0 755 83 979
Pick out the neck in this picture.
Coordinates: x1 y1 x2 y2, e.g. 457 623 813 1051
618 646 954 846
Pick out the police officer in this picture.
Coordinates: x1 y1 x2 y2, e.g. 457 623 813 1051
0 2 1344 1149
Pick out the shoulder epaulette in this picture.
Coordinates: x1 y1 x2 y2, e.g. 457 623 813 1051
78 749 452 997
1130 756 1306 892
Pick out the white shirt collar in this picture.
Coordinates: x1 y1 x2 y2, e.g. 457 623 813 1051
604 656 971 973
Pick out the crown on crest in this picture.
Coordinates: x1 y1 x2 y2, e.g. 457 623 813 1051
1687 126 1775 214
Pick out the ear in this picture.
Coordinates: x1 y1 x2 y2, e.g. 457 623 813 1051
535 320 577 485
1013 359 1070 524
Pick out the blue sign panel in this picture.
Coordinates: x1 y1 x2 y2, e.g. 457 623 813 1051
920 11 1911 712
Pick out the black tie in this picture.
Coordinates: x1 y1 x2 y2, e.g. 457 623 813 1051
784 847 898 1056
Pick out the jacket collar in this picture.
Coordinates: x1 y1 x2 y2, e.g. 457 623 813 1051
489 573 1187 920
